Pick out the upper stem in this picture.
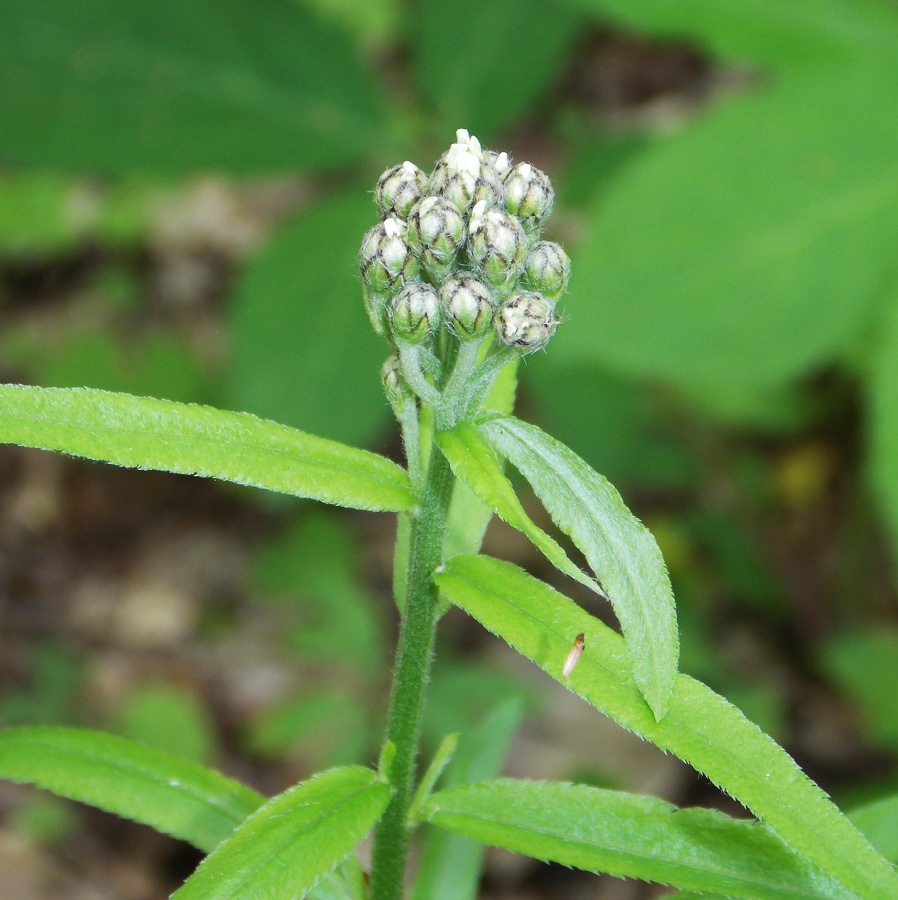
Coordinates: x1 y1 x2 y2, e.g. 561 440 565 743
369 444 455 900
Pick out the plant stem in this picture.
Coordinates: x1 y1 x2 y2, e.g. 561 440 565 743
370 444 454 900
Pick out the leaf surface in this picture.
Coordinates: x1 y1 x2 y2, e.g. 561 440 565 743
565 65 898 393
481 415 677 719
422 779 845 899
0 727 262 853
0 385 413 511
0 0 385 172
172 766 390 900
434 555 898 900
436 421 602 596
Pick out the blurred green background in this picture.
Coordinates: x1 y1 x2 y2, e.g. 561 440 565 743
2 1 898 898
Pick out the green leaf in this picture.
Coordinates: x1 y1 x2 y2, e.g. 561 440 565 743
0 385 413 511
435 421 603 597
412 700 523 900
480 415 678 720
850 793 898 864
565 64 898 393
229 190 392 447
172 766 390 900
869 291 898 562
0 727 262 853
415 0 582 137
568 0 898 70
820 625 898 751
422 779 846 900
0 0 385 173
443 360 519 563
434 555 898 900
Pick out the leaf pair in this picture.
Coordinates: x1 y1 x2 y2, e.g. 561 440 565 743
436 414 678 720
434 555 898 900
0 728 388 900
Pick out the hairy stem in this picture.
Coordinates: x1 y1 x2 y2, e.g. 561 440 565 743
370 445 454 900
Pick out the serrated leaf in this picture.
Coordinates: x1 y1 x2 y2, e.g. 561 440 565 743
480 414 677 720
443 360 518 562
434 555 898 900
569 0 898 70
0 727 262 853
172 766 390 900
0 0 385 173
565 64 898 393
416 0 581 137
0 385 413 512
422 779 845 900
229 190 392 448
435 421 603 597
412 699 523 900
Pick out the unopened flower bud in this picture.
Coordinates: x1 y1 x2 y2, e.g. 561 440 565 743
406 197 465 281
374 161 428 220
430 129 503 212
381 354 414 407
359 217 419 295
468 201 527 288
440 273 495 341
391 283 440 344
495 291 557 353
524 241 570 299
504 162 554 234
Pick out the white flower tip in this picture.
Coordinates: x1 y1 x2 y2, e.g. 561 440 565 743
519 162 533 177
456 128 470 143
469 199 488 232
402 160 417 173
469 134 482 156
384 217 402 237
495 152 510 173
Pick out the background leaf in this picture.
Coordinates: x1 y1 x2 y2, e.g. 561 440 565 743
563 64 898 393
481 415 678 719
567 0 898 70
415 0 582 137
0 0 386 172
434 555 898 900
0 727 262 853
422 779 844 900
412 699 523 900
0 385 413 511
172 766 390 900
229 190 392 447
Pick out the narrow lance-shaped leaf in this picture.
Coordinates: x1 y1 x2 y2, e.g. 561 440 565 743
0 727 263 853
0 385 413 512
435 421 605 597
434 555 898 900
173 766 391 900
480 414 677 719
421 779 847 900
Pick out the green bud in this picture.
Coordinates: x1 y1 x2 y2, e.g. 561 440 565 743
391 283 440 344
468 200 527 288
359 217 419 295
429 129 504 212
524 241 570 299
381 353 414 407
440 273 495 341
495 291 557 353
406 196 465 281
503 162 554 234
363 285 392 337
374 161 428 220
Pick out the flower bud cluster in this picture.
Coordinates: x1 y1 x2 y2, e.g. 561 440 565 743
360 130 569 388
